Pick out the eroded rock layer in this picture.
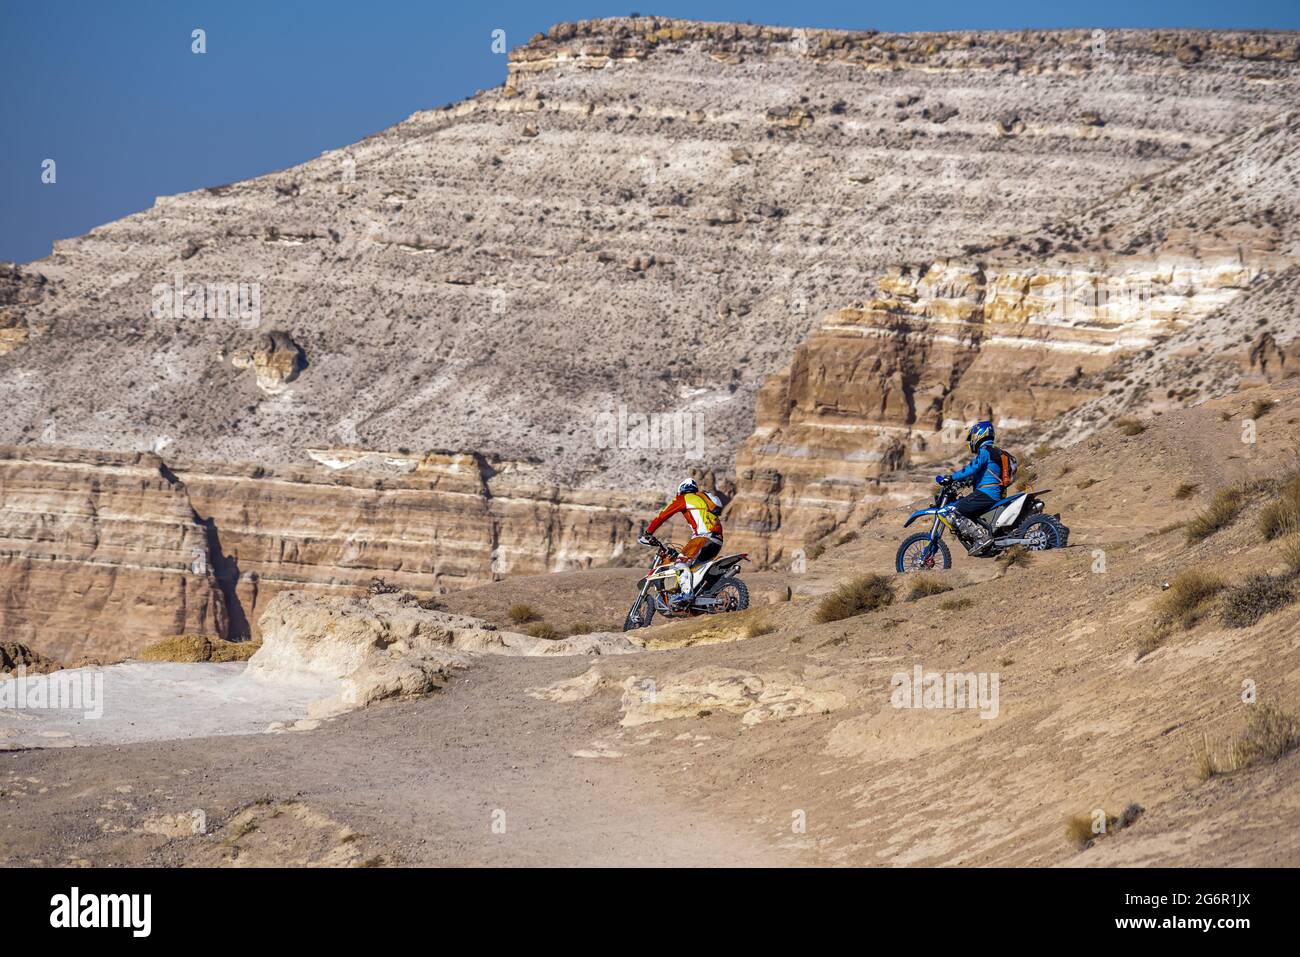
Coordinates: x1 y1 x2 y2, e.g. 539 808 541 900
0 445 656 658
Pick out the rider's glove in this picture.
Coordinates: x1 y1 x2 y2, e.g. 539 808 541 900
637 532 654 547
935 474 948 484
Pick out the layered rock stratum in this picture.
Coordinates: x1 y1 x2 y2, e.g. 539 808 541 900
3 18 1300 657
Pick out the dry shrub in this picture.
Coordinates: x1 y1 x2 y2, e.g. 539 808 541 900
1064 814 1097 850
1115 417 1146 436
940 596 974 611
1249 397 1276 419
814 574 895 623
906 575 954 601
1157 568 1227 630
1134 621 1171 660
996 545 1033 569
1259 473 1300 541
743 619 776 639
1015 462 1038 491
1172 482 1199 500
1279 535 1300 575
1195 703 1300 781
507 603 538 624
1219 574 1295 628
1185 485 1247 543
837 530 859 546
806 541 827 561
525 621 562 641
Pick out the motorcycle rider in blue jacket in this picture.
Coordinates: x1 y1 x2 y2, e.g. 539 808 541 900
935 420 1005 552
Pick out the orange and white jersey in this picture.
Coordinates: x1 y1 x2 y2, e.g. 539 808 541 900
645 491 723 539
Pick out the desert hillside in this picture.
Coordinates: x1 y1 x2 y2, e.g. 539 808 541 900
3 380 1298 866
1 18 1299 663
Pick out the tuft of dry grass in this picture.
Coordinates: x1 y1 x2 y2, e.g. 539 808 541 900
1134 621 1171 660
1172 482 1199 500
906 575 954 601
742 619 776 639
836 530 858 546
1259 473 1300 541
524 621 562 641
1195 703 1300 781
1014 462 1038 491
1185 484 1247 543
1279 535 1300 575
939 596 974 611
507 603 538 624
138 635 260 663
814 574 895 623
996 545 1034 569
1219 573 1295 628
1115 417 1146 436
1249 397 1276 419
1064 814 1097 849
806 541 826 561
1157 568 1227 630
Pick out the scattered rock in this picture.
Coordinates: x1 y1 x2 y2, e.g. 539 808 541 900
230 330 306 395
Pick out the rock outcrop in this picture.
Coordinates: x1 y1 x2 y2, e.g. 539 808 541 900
250 590 638 717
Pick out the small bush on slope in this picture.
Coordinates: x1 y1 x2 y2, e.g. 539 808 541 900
1219 574 1295 628
1279 535 1300 575
1185 485 1248 543
996 545 1034 569
1195 703 1300 781
906 575 953 601
507 603 538 624
1259 473 1300 541
1157 569 1227 630
814 574 894 623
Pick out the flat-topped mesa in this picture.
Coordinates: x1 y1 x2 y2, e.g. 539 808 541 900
508 18 1300 80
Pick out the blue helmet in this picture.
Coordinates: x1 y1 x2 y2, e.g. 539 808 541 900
966 420 995 454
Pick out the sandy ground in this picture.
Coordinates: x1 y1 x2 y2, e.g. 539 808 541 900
3 384 1300 867
0 653 800 866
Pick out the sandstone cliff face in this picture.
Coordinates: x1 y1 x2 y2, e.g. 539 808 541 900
0 448 226 663
0 445 657 658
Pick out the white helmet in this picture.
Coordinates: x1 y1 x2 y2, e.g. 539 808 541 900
677 478 698 495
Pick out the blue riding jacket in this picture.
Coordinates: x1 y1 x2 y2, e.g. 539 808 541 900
950 443 1003 497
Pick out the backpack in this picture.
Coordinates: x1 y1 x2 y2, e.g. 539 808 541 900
987 445 1018 489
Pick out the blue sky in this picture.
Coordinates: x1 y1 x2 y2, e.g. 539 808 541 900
2 0 1297 263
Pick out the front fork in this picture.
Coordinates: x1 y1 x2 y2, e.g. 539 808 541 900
926 514 945 558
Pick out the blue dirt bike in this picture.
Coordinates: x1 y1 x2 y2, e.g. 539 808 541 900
895 479 1069 572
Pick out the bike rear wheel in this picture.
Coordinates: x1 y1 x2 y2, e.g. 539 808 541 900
895 534 952 572
708 577 749 614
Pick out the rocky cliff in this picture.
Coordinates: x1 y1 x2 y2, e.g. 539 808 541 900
3 19 1300 657
0 445 657 655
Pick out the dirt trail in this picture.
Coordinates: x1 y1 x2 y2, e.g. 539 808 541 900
0 652 799 867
